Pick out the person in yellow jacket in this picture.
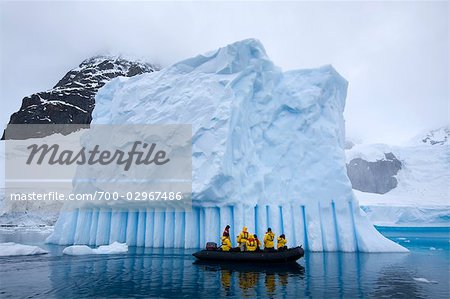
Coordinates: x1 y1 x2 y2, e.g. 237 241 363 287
237 226 250 251
277 234 287 251
246 235 258 251
264 228 275 251
221 232 232 251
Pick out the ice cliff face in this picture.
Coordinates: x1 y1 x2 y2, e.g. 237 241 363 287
3 56 157 139
93 40 350 207
47 39 406 252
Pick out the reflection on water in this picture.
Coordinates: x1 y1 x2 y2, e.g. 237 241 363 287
194 261 304 298
0 227 449 298
371 266 423 299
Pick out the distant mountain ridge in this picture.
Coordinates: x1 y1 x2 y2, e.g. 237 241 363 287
2 56 158 139
346 126 449 197
421 126 449 145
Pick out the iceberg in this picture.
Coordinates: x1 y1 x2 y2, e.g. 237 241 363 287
47 39 406 252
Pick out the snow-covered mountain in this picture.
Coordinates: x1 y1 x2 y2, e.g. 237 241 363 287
2 56 157 139
346 127 450 226
420 127 449 146
47 39 405 252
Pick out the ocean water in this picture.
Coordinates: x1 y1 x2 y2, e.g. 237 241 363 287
0 227 448 298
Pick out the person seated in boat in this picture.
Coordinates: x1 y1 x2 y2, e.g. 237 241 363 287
264 228 275 251
277 234 287 251
237 226 250 251
220 232 232 252
246 235 258 252
253 234 262 251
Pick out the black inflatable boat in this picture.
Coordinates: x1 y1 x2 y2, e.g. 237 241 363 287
193 246 304 263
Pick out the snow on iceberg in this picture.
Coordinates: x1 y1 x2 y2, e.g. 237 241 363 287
0 242 48 256
47 39 406 252
63 242 128 255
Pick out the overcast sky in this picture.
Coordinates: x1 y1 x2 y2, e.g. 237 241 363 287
0 1 448 144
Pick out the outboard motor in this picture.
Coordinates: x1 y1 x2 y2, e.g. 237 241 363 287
205 242 218 251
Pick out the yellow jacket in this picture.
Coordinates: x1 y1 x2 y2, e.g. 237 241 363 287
277 236 287 249
221 236 232 251
246 238 258 251
237 228 250 245
264 231 275 249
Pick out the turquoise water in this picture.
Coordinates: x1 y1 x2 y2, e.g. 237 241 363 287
0 227 448 298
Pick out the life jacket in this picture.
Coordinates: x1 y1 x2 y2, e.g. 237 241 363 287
277 237 287 248
246 238 257 251
264 232 275 248
221 236 231 251
238 231 249 244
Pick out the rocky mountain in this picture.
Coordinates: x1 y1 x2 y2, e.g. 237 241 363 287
2 56 158 139
346 152 402 194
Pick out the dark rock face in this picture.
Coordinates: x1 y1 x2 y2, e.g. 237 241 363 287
346 152 402 194
345 140 355 150
3 56 158 139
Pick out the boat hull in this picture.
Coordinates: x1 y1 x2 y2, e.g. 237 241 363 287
192 246 304 263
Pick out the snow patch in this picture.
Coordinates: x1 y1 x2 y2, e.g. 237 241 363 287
40 99 88 113
346 144 391 162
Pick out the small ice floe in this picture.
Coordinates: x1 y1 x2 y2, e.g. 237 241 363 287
0 242 48 256
397 238 410 242
62 245 95 256
413 277 438 284
63 242 128 256
93 242 128 254
429 247 436 250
